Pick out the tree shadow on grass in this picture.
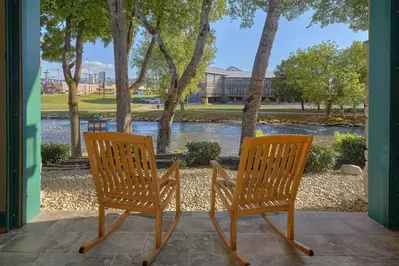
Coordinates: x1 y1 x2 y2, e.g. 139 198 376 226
80 98 116 105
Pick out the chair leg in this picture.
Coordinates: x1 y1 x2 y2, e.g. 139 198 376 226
230 212 237 251
98 203 105 237
260 211 314 256
143 181 182 266
79 210 130 254
209 210 249 266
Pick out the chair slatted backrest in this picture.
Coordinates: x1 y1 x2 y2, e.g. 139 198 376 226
84 132 160 205
233 134 313 206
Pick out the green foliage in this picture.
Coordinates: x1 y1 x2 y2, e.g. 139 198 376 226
333 132 366 165
41 143 70 164
263 97 270 104
228 0 367 31
186 141 221 166
285 41 366 115
41 0 111 63
271 59 303 103
256 129 265 137
170 157 187 169
202 97 209 104
219 94 229 104
305 144 336 173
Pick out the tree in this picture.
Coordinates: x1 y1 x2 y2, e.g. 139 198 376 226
307 0 368 32
285 41 365 116
107 0 139 133
41 0 111 157
134 0 225 153
271 59 305 109
131 30 216 112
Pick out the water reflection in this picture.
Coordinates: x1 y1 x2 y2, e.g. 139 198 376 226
41 120 364 156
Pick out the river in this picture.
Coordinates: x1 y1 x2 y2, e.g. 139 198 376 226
41 119 364 156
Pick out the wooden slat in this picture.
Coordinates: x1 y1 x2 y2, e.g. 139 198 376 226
133 144 147 190
91 139 109 194
271 143 291 198
246 144 263 202
240 145 256 204
253 143 270 200
279 143 298 196
105 140 122 194
258 143 277 200
264 143 284 200
112 142 129 195
98 140 116 193
119 142 136 197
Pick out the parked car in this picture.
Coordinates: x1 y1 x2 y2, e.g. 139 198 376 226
132 98 146 103
146 98 161 104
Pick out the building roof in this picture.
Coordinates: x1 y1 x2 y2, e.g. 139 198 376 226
206 66 275 78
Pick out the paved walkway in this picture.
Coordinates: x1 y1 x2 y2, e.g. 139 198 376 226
0 211 397 265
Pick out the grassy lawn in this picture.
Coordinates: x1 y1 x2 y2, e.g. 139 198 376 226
41 94 154 111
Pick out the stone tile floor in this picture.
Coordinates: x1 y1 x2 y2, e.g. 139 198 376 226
0 211 398 265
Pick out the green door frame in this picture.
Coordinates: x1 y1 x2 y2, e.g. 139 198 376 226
3 0 22 230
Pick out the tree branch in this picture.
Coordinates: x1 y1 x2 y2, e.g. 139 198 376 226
177 0 213 95
134 0 178 84
73 28 84 83
127 5 137 54
129 36 156 91
69 61 76 70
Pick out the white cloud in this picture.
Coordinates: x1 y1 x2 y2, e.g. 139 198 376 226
81 60 114 74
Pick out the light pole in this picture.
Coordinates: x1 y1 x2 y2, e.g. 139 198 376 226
87 57 91 94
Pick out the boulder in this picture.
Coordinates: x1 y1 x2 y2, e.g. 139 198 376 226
341 164 363 175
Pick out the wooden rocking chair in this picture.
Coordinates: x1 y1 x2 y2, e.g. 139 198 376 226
80 132 181 266
209 134 314 265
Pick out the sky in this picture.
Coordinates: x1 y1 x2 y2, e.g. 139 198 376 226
41 11 368 80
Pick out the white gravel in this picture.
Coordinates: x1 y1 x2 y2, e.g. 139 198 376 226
41 168 367 212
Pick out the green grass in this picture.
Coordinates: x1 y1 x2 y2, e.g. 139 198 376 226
40 94 153 111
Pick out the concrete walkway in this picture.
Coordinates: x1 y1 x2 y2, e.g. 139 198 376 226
0 211 397 265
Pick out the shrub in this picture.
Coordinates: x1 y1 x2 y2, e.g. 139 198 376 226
333 132 366 165
256 129 265 137
41 143 70 164
263 97 270 103
305 144 336 173
219 94 229 104
202 97 208 104
186 141 221 166
170 157 187 169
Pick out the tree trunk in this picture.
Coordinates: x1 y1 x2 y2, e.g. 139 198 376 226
317 103 320 112
180 101 185 111
108 0 132 133
301 100 305 111
157 93 178 154
62 16 82 158
326 100 333 116
240 0 282 147
340 105 344 117
68 82 82 157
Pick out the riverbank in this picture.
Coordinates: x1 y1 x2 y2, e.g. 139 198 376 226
41 167 367 212
42 110 365 127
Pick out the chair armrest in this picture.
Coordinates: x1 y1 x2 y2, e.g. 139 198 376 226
210 160 236 185
158 160 180 185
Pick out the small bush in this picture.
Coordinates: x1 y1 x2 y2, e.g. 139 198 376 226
333 132 366 165
186 141 221 166
170 157 187 169
202 97 208 104
305 144 336 173
256 129 265 137
41 143 70 164
219 94 229 104
263 97 270 103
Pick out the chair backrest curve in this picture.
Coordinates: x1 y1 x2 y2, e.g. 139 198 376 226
233 134 313 207
84 132 160 205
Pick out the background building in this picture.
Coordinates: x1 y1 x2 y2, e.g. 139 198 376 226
197 66 275 102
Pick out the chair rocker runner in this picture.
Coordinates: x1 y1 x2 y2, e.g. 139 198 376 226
80 132 181 266
209 134 314 265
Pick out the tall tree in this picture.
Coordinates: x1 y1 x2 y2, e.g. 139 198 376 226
237 0 284 145
41 0 111 157
107 0 139 133
135 0 225 153
271 59 305 108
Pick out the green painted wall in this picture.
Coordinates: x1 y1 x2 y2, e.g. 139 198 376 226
368 0 399 229
21 0 41 223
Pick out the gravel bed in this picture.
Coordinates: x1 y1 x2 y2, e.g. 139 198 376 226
41 168 367 212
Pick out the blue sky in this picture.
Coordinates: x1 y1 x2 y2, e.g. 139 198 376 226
41 11 368 80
